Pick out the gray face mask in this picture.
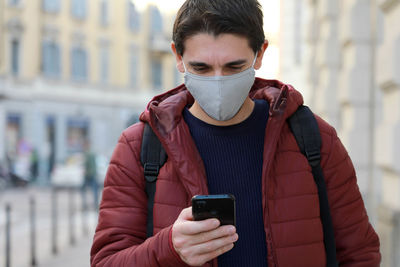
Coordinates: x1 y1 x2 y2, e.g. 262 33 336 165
183 53 258 121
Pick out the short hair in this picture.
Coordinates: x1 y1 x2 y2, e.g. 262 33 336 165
172 0 265 56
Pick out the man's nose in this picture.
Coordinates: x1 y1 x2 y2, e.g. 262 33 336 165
213 69 224 76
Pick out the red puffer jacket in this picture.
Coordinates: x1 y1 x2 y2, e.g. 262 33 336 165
91 78 380 267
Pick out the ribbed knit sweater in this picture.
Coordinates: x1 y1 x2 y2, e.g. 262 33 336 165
183 99 269 267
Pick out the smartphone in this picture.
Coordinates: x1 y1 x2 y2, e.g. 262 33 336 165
191 194 236 226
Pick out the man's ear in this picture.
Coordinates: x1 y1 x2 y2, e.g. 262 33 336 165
254 39 269 70
171 42 185 73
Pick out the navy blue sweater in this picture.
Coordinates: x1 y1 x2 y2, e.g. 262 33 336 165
183 99 269 267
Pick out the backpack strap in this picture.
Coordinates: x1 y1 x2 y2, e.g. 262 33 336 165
140 123 167 238
288 105 338 267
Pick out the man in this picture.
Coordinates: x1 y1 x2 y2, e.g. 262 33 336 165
91 0 381 266
82 140 99 211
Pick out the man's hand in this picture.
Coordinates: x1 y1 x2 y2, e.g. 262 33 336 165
172 207 238 266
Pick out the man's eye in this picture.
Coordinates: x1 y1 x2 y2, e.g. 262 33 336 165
193 67 207 72
230 66 244 70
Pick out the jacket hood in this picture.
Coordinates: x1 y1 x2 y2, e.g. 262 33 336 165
139 78 304 136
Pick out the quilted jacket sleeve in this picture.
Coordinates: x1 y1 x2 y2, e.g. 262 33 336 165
320 123 381 266
90 127 188 267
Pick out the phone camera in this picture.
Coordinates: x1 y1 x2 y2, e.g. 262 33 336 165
196 200 207 209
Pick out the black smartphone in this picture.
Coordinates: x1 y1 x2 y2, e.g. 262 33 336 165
191 194 236 226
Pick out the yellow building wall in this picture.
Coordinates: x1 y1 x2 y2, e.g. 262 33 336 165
0 0 176 92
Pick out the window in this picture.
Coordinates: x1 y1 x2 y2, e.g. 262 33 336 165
127 1 140 32
6 113 22 157
99 46 109 84
42 41 61 78
67 118 89 154
151 58 162 90
129 48 139 88
8 0 21 6
100 0 109 26
396 37 400 80
150 6 163 33
71 0 87 19
71 47 88 81
11 39 20 76
43 0 60 13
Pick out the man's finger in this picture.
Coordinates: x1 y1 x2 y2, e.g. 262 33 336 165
187 225 236 246
191 233 238 255
190 242 235 266
178 207 194 220
177 218 221 235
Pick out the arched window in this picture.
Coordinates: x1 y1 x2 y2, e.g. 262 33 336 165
151 57 162 90
42 41 61 78
71 0 87 19
129 44 139 88
150 6 163 33
100 0 109 26
128 1 140 32
43 0 60 13
11 39 20 76
71 47 88 81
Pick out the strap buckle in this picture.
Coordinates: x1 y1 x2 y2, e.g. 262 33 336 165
144 163 159 183
305 149 321 167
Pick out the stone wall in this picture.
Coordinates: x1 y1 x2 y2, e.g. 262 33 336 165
301 0 400 265
375 0 400 266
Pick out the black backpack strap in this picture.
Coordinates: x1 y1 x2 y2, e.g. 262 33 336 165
288 105 338 267
140 123 167 238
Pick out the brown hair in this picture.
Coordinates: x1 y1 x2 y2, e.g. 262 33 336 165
172 0 265 56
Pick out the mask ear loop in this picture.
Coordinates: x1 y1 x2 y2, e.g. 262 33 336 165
182 58 188 73
251 51 259 68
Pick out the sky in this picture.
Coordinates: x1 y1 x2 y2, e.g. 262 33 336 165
133 0 281 78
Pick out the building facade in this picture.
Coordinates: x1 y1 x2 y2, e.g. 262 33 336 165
279 0 400 265
278 0 311 103
0 0 181 184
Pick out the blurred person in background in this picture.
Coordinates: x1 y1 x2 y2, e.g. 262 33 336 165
30 148 39 183
0 159 10 190
91 0 381 266
82 139 99 211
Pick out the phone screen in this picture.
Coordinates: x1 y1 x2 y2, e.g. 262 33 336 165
191 194 236 226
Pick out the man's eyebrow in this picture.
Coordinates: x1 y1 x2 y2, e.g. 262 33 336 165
188 59 248 67
188 61 211 68
224 59 247 66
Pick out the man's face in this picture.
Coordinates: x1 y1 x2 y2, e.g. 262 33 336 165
173 33 266 77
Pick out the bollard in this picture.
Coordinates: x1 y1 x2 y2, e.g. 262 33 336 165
82 187 89 237
51 187 58 255
5 203 11 267
68 187 76 246
30 197 37 266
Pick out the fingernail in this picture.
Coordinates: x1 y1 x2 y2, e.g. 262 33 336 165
228 226 235 234
212 219 220 227
232 234 239 242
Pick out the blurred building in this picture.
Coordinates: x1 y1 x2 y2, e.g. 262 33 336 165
278 0 311 103
280 0 400 266
0 0 181 184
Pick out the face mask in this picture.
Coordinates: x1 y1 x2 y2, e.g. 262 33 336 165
183 53 258 121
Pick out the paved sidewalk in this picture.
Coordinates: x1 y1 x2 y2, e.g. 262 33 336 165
39 234 93 267
0 186 98 267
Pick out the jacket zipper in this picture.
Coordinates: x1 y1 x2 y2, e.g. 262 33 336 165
262 88 288 267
